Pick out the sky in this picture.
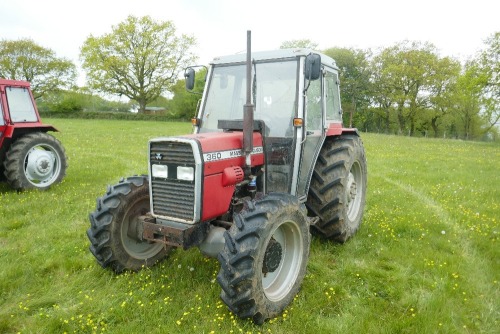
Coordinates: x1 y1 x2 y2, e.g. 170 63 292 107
1 0 499 85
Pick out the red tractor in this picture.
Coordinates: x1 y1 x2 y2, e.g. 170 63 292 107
87 32 367 324
0 79 67 190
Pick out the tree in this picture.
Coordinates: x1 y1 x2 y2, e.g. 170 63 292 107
371 41 452 136
80 15 197 113
0 39 76 99
280 39 319 50
478 32 500 132
450 62 486 139
323 47 372 128
427 57 461 137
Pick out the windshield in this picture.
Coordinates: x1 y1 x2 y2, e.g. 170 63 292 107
199 60 298 138
6 87 38 123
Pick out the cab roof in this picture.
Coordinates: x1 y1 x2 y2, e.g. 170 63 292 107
210 48 338 70
0 78 31 87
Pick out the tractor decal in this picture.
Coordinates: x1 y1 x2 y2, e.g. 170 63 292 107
203 146 263 162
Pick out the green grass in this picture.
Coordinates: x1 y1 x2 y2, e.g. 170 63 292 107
0 119 498 333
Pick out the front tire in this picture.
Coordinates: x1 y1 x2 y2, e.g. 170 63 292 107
87 176 171 273
306 135 367 242
217 193 311 324
3 132 67 190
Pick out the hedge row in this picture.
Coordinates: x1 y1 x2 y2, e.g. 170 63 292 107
39 111 189 122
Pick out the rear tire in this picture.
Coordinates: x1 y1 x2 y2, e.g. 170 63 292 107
217 193 310 324
87 175 171 273
3 132 67 190
306 135 367 242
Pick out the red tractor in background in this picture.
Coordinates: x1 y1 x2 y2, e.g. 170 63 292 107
0 79 67 190
87 32 367 324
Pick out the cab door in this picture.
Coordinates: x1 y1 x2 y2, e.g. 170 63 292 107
295 69 325 199
295 66 342 199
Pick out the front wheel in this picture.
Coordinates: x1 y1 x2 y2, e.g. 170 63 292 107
87 176 171 273
3 132 67 190
217 193 311 324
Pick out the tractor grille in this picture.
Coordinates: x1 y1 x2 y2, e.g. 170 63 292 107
149 140 197 222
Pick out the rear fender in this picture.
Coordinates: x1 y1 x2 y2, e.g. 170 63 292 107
325 122 359 137
3 125 58 141
12 125 58 137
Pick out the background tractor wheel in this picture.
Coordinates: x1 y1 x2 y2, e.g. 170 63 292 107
217 193 310 324
307 134 367 242
3 132 67 190
87 175 171 273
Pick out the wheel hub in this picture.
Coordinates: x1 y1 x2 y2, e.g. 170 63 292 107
347 172 357 204
263 238 283 274
26 149 54 178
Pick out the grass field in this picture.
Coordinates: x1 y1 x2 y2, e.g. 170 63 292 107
0 118 498 334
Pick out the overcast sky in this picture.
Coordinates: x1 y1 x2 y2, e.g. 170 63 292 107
1 0 499 82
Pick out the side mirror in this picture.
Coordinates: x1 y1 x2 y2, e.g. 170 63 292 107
185 67 195 90
305 54 321 81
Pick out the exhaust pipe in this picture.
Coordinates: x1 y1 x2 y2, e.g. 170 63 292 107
243 30 254 169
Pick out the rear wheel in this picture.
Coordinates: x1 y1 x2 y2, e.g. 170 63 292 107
3 132 67 190
217 193 310 324
87 175 171 273
306 135 367 242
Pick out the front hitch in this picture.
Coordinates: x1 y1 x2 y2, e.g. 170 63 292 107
141 216 209 249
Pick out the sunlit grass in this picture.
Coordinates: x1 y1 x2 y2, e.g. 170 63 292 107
0 120 498 333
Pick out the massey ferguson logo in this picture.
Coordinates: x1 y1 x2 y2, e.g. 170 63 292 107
155 153 163 160
203 147 263 162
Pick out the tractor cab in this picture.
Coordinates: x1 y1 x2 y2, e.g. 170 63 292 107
189 49 343 199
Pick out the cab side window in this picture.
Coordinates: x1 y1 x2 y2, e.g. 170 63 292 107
325 71 342 122
6 87 38 123
305 77 322 130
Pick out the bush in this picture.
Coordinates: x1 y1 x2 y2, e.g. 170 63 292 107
39 110 190 122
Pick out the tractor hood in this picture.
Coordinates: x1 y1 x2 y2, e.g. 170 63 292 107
148 131 264 223
184 131 264 175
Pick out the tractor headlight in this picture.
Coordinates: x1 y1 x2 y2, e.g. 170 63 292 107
151 164 168 178
177 166 194 181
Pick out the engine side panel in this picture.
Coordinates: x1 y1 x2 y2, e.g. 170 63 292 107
196 132 264 221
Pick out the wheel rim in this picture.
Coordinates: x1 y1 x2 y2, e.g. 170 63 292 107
262 220 303 302
346 160 363 221
120 198 164 260
23 144 61 187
